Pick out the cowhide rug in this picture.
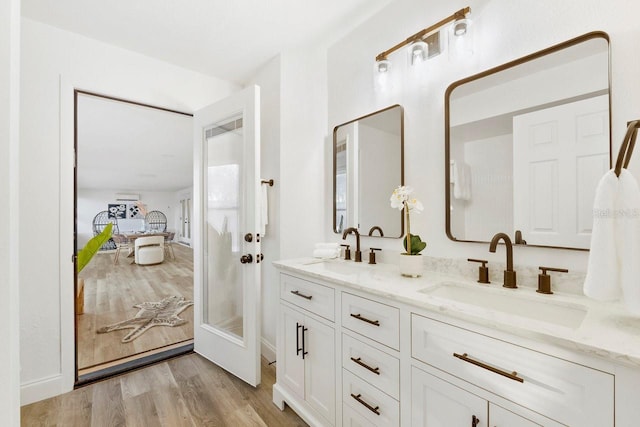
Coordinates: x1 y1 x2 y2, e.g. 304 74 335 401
97 295 193 343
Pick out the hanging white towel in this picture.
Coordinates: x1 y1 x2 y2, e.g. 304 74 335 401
584 170 622 301
260 183 269 237
618 170 640 315
584 169 640 314
451 161 472 201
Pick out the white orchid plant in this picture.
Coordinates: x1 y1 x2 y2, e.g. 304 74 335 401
390 185 426 255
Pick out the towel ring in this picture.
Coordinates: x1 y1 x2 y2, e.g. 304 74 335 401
614 120 640 177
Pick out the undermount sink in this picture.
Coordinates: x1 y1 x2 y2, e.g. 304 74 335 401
419 282 587 329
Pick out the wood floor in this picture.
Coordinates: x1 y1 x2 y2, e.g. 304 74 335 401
78 243 194 370
22 354 308 427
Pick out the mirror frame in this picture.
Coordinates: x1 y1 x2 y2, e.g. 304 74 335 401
333 104 405 238
444 31 611 251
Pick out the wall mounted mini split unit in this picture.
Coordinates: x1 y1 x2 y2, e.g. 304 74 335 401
115 193 140 201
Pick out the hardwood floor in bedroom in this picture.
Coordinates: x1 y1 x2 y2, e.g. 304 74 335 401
78 242 194 372
21 354 308 427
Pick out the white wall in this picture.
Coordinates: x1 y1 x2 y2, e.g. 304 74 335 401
280 46 327 260
20 17 239 404
327 0 640 271
77 189 180 248
1 0 21 423
248 55 281 361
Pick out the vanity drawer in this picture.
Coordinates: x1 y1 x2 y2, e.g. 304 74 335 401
342 293 399 350
411 314 613 427
342 333 400 400
343 369 399 427
280 274 335 321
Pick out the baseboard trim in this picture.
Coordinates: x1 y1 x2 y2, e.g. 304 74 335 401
21 374 67 406
261 337 276 364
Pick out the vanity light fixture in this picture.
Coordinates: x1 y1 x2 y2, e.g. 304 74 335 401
375 6 471 72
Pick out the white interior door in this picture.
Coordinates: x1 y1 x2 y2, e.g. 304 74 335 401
193 85 261 386
513 95 609 247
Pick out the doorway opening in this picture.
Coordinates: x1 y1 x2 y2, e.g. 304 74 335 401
74 90 195 384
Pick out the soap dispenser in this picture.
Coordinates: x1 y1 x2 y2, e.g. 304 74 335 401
468 258 490 284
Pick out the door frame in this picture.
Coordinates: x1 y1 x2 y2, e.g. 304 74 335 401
67 85 195 387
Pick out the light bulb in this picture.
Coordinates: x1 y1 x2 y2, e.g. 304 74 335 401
408 41 429 66
376 58 391 73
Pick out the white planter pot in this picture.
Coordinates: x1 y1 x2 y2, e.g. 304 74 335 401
399 253 423 278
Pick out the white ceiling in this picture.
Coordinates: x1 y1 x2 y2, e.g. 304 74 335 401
28 0 394 193
22 0 393 85
77 93 193 192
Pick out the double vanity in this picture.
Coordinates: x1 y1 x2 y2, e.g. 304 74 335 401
272 257 640 426
278 29 631 427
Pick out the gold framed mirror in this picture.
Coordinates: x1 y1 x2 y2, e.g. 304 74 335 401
445 31 611 250
333 105 404 238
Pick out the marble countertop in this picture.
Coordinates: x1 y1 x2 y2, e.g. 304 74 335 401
274 257 640 368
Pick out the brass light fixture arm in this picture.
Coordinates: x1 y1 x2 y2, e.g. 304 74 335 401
375 6 470 62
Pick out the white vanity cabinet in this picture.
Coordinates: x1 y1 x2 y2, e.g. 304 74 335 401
411 365 561 427
341 293 401 427
411 314 613 426
275 274 336 426
273 264 622 427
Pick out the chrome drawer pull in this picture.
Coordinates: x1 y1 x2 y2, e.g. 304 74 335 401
350 357 380 375
350 313 380 326
290 290 312 300
453 352 524 383
350 393 380 416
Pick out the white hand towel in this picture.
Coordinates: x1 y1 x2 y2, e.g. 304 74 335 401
618 170 640 315
313 248 340 259
584 168 640 315
452 161 472 201
584 170 621 301
260 183 269 237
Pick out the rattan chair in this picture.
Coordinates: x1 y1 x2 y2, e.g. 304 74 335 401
164 231 176 259
111 234 130 265
92 210 119 250
145 210 167 232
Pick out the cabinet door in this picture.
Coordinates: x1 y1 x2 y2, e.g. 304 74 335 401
279 305 305 399
489 404 541 427
412 367 487 427
304 315 336 425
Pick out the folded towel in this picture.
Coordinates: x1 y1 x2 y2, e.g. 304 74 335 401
313 248 340 259
451 160 472 201
260 183 269 237
584 170 621 301
584 169 640 314
315 242 339 250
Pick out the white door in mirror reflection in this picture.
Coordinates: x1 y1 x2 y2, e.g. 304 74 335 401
513 95 609 248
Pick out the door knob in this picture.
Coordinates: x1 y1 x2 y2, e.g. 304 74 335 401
244 233 253 242
240 254 253 264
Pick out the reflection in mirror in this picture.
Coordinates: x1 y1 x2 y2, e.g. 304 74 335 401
334 105 404 238
446 32 611 250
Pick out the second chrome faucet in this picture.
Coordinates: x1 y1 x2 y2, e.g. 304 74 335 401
489 232 517 288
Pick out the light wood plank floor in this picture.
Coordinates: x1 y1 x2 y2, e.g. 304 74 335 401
78 243 194 370
22 354 308 427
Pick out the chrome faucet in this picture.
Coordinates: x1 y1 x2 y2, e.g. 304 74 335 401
489 232 517 288
342 227 362 262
